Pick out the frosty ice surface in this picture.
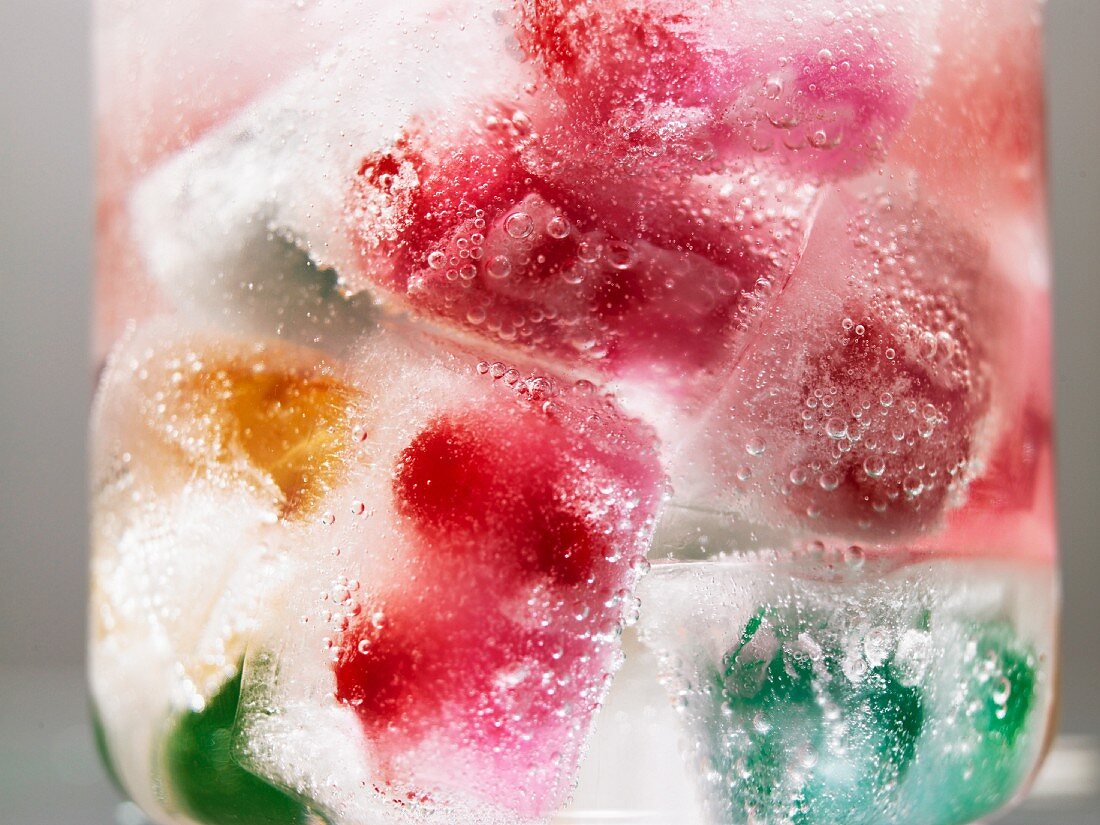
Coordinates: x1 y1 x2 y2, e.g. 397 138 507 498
92 2 1058 824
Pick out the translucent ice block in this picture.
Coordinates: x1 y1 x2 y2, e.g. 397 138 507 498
514 0 943 179
89 322 361 822
344 112 819 390
128 0 523 351
233 329 665 824
675 173 1017 542
638 552 1057 825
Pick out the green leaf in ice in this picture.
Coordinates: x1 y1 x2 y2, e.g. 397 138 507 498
162 667 321 825
920 622 1040 825
703 608 925 825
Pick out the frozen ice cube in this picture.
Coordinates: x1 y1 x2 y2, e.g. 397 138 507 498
129 0 523 351
89 321 365 820
514 0 943 180
235 327 665 823
677 174 1002 541
95 0 353 357
637 553 1057 825
344 97 819 392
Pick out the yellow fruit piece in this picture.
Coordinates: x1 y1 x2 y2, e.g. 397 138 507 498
99 330 358 520
175 356 354 518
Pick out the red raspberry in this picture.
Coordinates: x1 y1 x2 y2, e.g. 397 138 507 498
694 182 994 539
346 110 815 386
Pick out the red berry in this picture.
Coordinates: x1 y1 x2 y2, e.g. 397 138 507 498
515 0 935 179
392 395 660 588
692 181 994 539
346 109 816 386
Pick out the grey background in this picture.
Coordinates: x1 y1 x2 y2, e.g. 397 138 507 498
1 1 1097 822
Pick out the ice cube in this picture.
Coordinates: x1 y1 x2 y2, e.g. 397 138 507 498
89 322 364 820
161 665 325 825
637 552 1057 825
129 0 522 351
344 101 819 390
514 0 943 180
95 0 350 357
679 175 1001 541
234 328 665 823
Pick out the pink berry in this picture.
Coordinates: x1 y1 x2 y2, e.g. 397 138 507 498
345 108 816 386
690 180 994 540
515 0 937 179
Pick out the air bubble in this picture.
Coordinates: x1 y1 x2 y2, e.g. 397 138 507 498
844 545 865 569
546 216 570 239
605 241 637 270
825 418 848 440
577 240 600 263
486 255 512 279
863 455 886 478
504 211 534 239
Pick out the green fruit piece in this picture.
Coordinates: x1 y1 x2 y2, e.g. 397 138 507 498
705 609 924 825
162 668 321 825
922 623 1040 825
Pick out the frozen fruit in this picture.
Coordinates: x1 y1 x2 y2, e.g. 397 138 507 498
689 179 994 539
637 555 1053 825
346 109 817 386
94 326 357 520
162 666 323 825
515 0 941 179
317 343 666 817
361 399 659 810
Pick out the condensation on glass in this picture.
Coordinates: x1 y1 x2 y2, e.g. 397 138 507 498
91 2 1057 824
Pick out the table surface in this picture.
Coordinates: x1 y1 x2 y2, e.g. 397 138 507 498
3 665 1096 825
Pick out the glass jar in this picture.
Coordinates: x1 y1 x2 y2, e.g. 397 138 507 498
91 2 1057 823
